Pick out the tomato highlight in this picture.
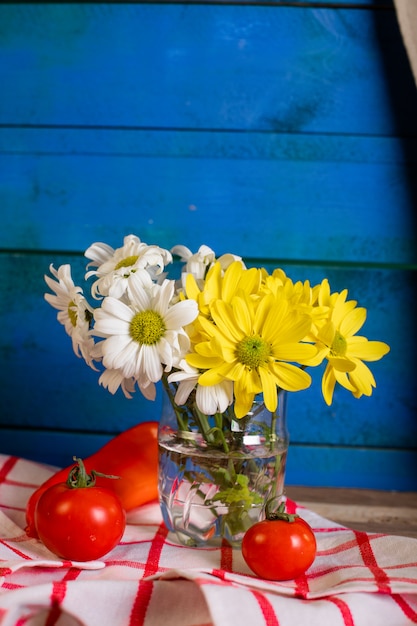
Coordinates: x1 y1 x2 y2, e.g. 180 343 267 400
26 421 159 538
34 458 126 561
242 501 317 581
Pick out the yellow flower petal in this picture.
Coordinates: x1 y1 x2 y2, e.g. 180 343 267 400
231 296 252 336
347 338 390 362
348 359 376 395
334 369 357 393
322 363 336 406
272 342 317 363
269 361 312 392
340 307 367 338
211 300 245 342
198 368 226 386
255 295 286 339
259 367 278 413
186 353 223 369
234 393 255 419
234 377 259 417
316 320 335 347
185 273 201 301
327 356 356 373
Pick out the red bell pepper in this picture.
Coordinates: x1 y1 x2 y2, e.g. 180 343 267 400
26 421 159 538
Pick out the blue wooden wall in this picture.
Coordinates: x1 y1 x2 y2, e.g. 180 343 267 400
1 1 416 491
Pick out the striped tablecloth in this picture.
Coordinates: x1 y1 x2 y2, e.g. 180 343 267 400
1 453 416 626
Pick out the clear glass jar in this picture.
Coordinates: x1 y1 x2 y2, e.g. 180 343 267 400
158 382 289 547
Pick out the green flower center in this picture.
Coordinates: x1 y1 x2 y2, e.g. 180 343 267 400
331 330 347 356
236 335 271 369
68 301 77 327
130 310 166 345
115 255 139 270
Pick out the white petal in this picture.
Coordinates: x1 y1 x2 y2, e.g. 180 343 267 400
196 385 217 415
141 344 163 383
158 336 174 370
215 381 234 412
128 280 152 311
164 300 198 329
102 296 134 320
101 335 135 373
138 378 157 400
94 307 131 335
85 242 115 266
171 244 192 260
154 280 174 314
174 378 198 405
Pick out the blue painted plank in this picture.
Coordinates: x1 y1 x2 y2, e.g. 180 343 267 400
1 126 414 164
0 4 414 135
285 445 417 491
1 429 415 491
1 143 415 264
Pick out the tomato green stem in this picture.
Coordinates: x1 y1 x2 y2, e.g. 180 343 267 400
66 457 120 489
265 500 299 523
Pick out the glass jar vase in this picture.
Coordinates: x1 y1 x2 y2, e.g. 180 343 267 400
158 381 289 547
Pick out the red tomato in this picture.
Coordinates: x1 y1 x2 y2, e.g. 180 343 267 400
26 421 159 538
242 503 317 581
34 459 126 562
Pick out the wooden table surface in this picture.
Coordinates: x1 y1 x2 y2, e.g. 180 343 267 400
285 486 417 539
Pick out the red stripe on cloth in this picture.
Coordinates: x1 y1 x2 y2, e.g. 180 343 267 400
251 589 280 626
45 580 67 626
0 568 13 576
63 567 83 582
326 596 355 626
294 572 310 599
285 498 297 515
314 527 349 533
129 522 169 626
142 523 169 578
220 538 233 572
318 535 385 557
0 457 18 484
1 582 25 591
392 594 417 623
353 531 391 593
0 539 32 561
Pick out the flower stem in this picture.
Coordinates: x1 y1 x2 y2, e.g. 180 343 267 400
214 412 230 453
161 376 188 431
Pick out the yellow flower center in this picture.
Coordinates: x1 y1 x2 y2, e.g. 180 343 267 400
130 310 166 345
330 330 347 357
68 301 77 327
236 335 271 369
115 255 139 270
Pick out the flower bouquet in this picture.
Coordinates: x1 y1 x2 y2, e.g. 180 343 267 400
45 234 390 546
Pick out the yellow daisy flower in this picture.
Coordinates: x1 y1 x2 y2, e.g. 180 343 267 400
186 291 317 418
313 288 390 405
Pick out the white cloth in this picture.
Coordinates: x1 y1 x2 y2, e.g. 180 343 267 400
1 454 417 625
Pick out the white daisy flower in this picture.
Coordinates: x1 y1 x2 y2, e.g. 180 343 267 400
92 279 198 385
171 244 216 280
44 264 97 369
85 234 173 299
